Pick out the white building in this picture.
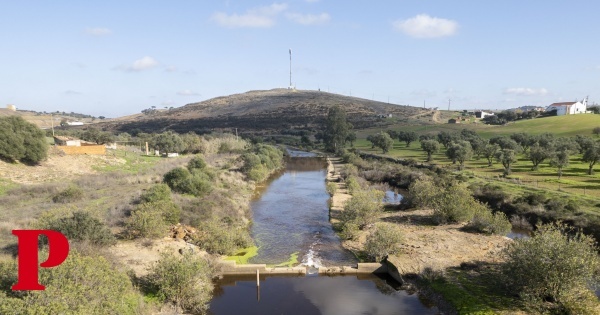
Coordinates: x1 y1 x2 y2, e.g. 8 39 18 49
475 111 494 119
66 121 84 126
546 97 588 116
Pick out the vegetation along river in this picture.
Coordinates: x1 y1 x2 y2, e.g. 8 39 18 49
209 150 438 314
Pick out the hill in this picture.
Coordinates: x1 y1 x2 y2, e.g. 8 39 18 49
0 108 98 129
102 89 429 134
476 114 600 138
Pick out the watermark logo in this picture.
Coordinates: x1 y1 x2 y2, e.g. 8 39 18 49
11 230 69 291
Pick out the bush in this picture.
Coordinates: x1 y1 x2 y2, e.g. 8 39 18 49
0 116 48 164
139 183 171 203
325 182 337 196
51 185 84 203
148 252 214 314
126 202 170 238
411 178 478 224
163 167 213 197
191 219 253 255
501 223 600 313
0 251 144 314
341 189 384 229
41 211 116 246
187 155 207 171
465 206 512 235
345 176 361 195
364 224 403 262
240 144 284 182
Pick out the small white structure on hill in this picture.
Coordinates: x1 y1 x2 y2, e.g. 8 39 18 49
546 97 588 116
67 121 84 126
6 104 16 111
475 111 494 119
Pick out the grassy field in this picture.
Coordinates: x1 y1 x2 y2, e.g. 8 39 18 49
353 115 600 217
358 113 599 139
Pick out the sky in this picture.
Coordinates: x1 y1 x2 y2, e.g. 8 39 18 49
1 0 600 117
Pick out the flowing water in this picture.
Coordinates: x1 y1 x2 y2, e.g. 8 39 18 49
248 153 357 268
209 151 438 314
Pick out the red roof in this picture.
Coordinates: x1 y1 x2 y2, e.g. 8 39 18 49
549 102 576 107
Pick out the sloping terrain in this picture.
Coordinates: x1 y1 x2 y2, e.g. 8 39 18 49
101 89 428 133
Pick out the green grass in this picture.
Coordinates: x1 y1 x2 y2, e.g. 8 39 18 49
428 267 522 315
0 178 17 196
477 114 600 138
93 149 163 173
223 246 258 264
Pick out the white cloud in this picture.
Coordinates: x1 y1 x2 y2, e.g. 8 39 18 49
286 12 330 25
211 3 288 28
393 14 458 38
116 56 159 72
177 90 201 96
85 27 112 36
503 87 548 96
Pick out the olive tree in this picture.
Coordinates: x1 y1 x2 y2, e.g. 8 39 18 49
528 143 553 171
420 139 440 162
495 149 518 176
397 131 418 147
501 224 600 314
582 143 600 175
0 116 48 164
549 150 570 179
445 140 473 170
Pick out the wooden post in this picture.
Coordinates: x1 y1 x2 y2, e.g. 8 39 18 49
256 269 260 287
145 142 149 156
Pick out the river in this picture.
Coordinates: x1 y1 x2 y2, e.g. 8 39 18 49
209 151 438 314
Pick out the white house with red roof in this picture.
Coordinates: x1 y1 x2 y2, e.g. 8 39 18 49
545 97 588 116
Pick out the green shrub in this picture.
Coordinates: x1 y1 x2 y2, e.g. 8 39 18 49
0 251 145 314
340 221 360 240
139 183 171 203
240 144 284 182
0 116 48 164
148 252 213 314
465 206 512 235
410 178 478 224
163 167 213 197
325 182 337 196
364 224 403 262
126 203 169 238
52 185 84 203
341 189 384 229
41 211 116 246
187 155 207 171
501 223 600 314
191 220 253 255
345 176 361 195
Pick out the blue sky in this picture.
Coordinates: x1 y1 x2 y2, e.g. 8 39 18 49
1 0 599 117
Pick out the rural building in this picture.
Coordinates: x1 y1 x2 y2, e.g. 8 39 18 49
67 121 84 126
53 136 81 146
6 104 16 111
545 97 588 116
475 111 494 119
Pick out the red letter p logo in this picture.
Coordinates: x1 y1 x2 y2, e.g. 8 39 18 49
11 230 69 291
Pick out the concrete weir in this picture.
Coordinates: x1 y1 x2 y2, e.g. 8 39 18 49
218 260 390 277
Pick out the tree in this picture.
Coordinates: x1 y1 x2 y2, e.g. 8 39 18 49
375 132 394 153
149 252 214 314
445 140 473 170
409 178 479 224
341 189 385 229
582 143 600 175
437 131 458 149
549 150 570 179
385 129 398 139
481 143 499 166
593 126 600 137
0 116 48 164
345 131 357 147
501 224 600 313
420 139 440 162
81 128 114 144
490 136 521 151
528 143 553 171
323 106 351 153
495 149 518 176
510 133 534 153
364 224 403 262
398 131 418 147
152 131 185 153
575 135 595 154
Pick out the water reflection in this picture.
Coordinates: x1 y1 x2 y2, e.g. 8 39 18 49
249 157 356 266
383 190 403 204
209 275 438 315
506 227 531 239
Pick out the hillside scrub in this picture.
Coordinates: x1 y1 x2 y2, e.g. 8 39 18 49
0 116 48 164
147 252 214 314
127 183 182 238
501 223 600 314
0 251 146 315
364 224 403 262
38 211 116 246
51 185 84 203
340 188 384 231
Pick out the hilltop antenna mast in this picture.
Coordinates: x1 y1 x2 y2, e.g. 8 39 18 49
289 48 292 88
